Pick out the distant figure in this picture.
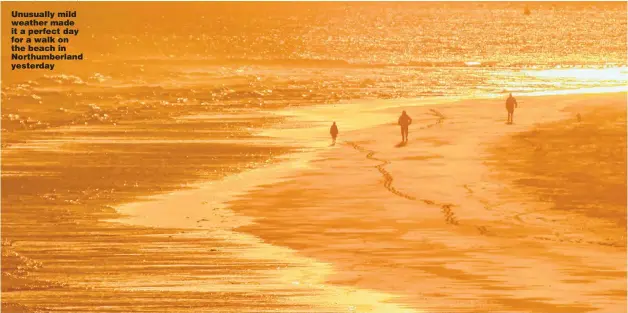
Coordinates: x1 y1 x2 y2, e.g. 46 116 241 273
577 113 582 122
330 122 339 145
398 111 412 143
505 93 518 124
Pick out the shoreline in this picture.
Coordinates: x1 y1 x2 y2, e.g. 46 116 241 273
107 91 626 312
113 91 628 229
2 90 625 313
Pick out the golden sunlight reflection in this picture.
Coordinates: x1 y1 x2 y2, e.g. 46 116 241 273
523 67 628 82
2 2 626 313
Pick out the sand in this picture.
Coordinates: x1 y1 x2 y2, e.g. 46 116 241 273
224 92 627 313
2 92 626 313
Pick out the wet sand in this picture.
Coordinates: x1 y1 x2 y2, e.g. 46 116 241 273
3 92 626 312
227 92 626 312
1 116 305 312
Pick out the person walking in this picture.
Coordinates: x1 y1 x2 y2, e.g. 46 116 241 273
330 121 339 146
506 93 518 124
398 111 412 143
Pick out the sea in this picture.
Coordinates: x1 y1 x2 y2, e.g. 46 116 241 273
2 2 627 134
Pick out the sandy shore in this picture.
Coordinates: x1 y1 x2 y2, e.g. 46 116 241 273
227 92 627 312
3 92 626 312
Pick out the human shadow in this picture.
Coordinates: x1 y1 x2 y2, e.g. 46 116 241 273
395 141 407 148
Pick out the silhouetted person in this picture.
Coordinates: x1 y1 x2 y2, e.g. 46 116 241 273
398 111 412 143
577 113 582 122
505 93 518 124
330 122 339 145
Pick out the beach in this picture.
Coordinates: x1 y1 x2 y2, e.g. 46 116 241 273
228 92 627 312
4 91 625 313
3 2 627 312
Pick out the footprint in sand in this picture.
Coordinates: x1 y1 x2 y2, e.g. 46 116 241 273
349 141 468 229
346 112 507 237
441 204 459 225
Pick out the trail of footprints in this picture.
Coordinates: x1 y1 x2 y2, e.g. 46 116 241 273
463 183 621 247
347 110 468 232
345 110 623 247
464 184 493 235
349 140 465 231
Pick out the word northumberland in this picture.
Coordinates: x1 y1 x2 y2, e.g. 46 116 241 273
11 52 84 70
12 52 83 60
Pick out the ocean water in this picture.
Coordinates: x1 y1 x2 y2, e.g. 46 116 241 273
1 2 627 134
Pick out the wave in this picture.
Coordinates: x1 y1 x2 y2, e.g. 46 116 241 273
122 57 626 70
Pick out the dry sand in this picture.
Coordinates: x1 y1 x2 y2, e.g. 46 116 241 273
2 92 626 313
